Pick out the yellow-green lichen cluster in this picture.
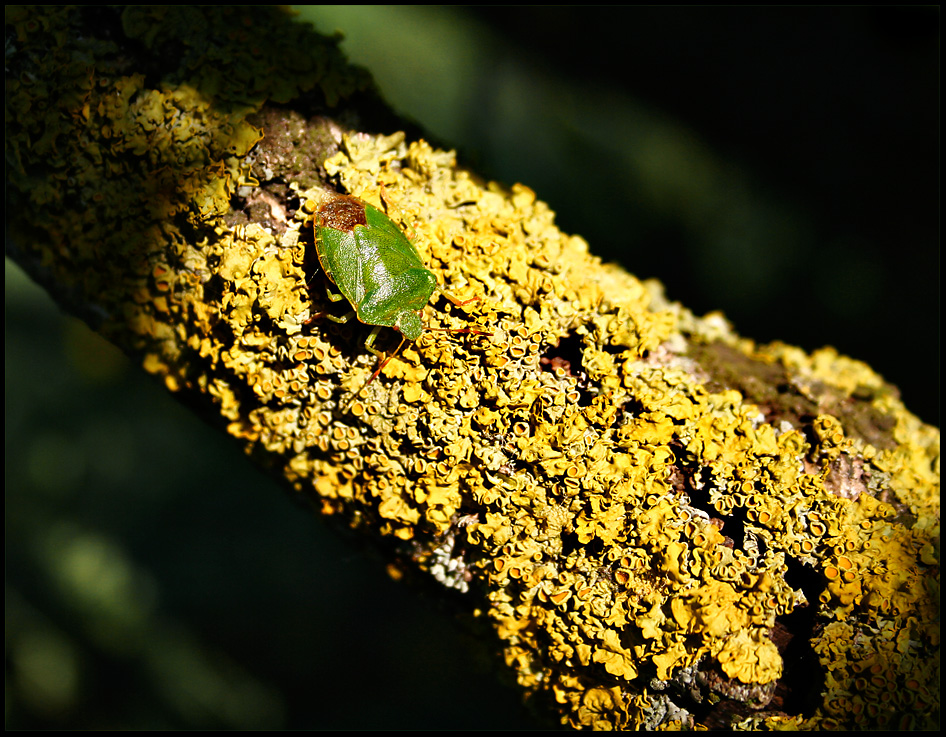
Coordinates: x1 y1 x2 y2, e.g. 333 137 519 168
203 132 933 729
7 6 938 730
6 5 368 367
286 135 935 730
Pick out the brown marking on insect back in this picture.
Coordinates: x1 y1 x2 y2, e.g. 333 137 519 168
316 195 368 232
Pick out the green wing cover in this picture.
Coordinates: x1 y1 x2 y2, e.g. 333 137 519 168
317 201 437 329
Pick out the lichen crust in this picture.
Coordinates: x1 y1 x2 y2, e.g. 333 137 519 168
6 7 938 730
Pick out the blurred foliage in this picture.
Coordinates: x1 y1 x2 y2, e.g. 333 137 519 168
6 6 937 729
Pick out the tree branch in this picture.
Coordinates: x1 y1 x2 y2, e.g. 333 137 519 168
6 6 939 729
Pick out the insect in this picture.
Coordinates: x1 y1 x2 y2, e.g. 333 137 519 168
311 193 482 394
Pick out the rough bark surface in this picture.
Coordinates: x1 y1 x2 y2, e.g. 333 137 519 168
6 6 939 729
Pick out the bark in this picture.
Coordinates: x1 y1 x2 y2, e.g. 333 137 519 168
6 6 939 730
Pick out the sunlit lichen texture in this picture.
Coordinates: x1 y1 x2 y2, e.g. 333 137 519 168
6 6 938 730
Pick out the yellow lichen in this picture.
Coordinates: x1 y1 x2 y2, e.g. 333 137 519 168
299 135 938 730
7 6 939 731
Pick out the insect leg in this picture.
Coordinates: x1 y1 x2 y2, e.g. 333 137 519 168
324 310 355 324
311 284 353 324
347 332 407 406
324 282 346 303
363 326 384 357
366 335 407 382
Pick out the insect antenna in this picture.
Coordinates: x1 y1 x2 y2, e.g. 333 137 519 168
433 289 491 337
425 324 491 339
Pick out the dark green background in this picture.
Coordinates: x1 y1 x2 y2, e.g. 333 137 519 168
6 7 938 729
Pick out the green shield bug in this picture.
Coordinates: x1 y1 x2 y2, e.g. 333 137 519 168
311 193 483 395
